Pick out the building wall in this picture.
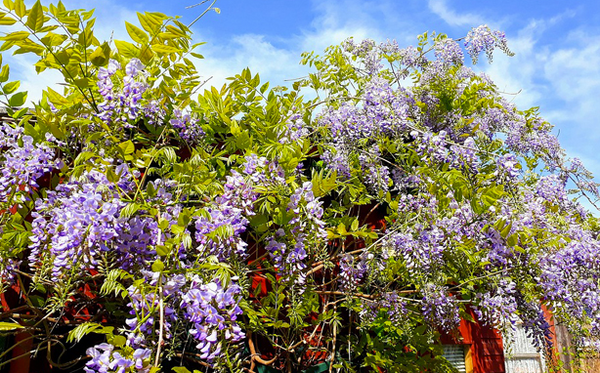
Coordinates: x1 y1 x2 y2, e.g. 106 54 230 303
441 307 506 373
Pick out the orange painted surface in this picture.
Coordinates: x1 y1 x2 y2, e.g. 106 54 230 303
542 304 561 369
441 308 506 373
8 332 32 373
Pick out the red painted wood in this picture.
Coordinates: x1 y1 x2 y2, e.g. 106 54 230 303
8 332 32 373
542 304 560 369
441 307 506 373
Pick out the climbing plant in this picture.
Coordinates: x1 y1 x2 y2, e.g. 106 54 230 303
0 1 599 372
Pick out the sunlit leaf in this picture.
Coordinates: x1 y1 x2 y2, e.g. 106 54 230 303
2 80 19 94
1 31 29 41
8 91 26 107
151 44 180 54
26 0 44 32
125 21 148 44
0 322 24 330
114 39 139 58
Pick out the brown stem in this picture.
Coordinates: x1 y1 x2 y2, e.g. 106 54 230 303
314 290 376 300
174 352 212 368
361 202 381 226
329 303 337 373
248 331 277 365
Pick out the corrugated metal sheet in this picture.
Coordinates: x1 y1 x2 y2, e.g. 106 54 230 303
504 325 545 373
443 344 467 373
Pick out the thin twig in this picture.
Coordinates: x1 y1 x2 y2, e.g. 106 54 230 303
329 303 337 373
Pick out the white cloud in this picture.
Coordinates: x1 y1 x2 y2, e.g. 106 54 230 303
192 33 304 92
193 0 392 92
427 0 484 27
479 23 545 110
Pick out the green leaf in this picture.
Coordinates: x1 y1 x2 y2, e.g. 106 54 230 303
8 91 27 107
165 25 185 37
29 295 45 307
89 42 111 67
500 221 513 239
45 86 69 106
74 151 95 166
151 260 164 272
151 44 180 54
0 16 17 25
507 234 518 247
2 80 19 94
73 78 92 89
139 45 154 65
40 32 67 47
11 106 27 118
157 32 178 39
350 218 359 231
171 224 185 235
26 0 44 32
112 335 126 347
2 0 13 11
0 322 24 330
155 245 168 257
13 0 25 17
118 140 135 155
172 368 192 373
23 121 38 139
66 322 114 343
0 65 9 83
137 12 167 34
114 40 139 58
120 203 140 218
1 31 29 41
106 167 119 183
13 39 44 55
125 21 148 44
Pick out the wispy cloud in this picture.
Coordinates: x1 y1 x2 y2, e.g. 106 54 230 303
427 0 484 27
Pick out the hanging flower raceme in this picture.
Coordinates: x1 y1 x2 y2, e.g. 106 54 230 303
28 166 145 279
0 125 60 203
97 59 149 126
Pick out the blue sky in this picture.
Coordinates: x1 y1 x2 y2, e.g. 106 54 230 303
7 0 600 208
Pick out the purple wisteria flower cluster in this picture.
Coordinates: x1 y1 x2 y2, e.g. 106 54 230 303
27 166 159 279
359 291 408 325
339 253 368 292
280 112 309 143
421 283 461 331
434 37 464 66
28 170 127 279
97 59 148 127
0 124 59 202
193 154 286 261
464 25 512 63
473 279 519 328
266 180 327 286
85 343 151 373
85 272 244 370
181 276 245 361
170 108 205 144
